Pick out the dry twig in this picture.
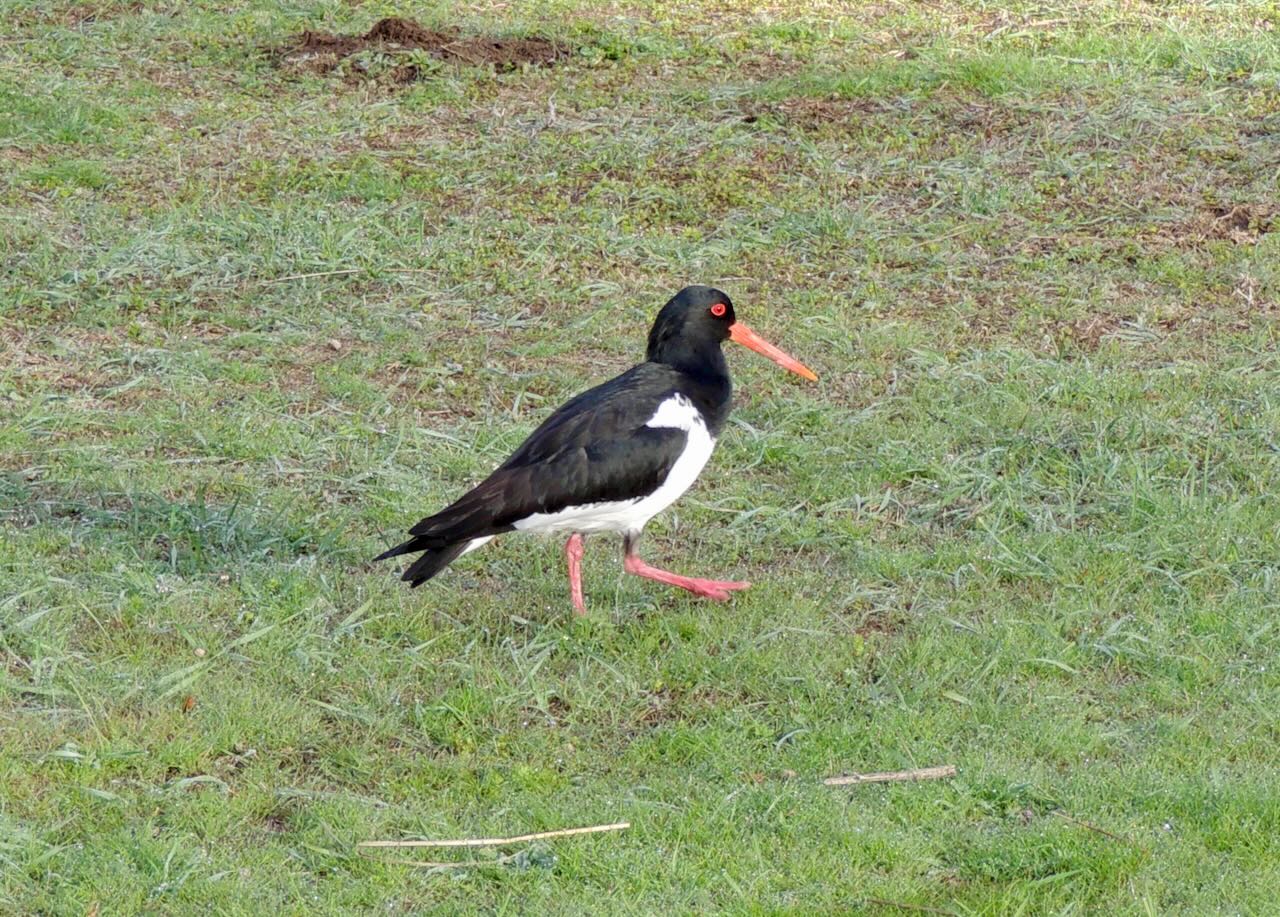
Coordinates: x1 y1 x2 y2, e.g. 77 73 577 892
1051 809 1125 841
260 267 435 285
823 765 957 787
359 821 630 849
367 852 520 869
865 898 957 916
262 268 362 284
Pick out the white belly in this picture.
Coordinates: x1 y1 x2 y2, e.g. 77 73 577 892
511 394 715 537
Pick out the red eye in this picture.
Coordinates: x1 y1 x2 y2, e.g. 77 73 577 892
710 303 727 317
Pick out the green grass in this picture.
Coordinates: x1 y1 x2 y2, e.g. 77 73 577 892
3 0 1280 912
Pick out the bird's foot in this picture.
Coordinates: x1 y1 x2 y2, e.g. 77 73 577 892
675 576 752 602
623 554 751 602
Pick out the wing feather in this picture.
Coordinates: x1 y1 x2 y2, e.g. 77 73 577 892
383 362 693 554
406 426 685 546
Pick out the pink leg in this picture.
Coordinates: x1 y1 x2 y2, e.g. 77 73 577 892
622 536 750 603
565 533 586 616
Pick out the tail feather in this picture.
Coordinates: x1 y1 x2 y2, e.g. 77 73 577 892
372 535 433 563
373 532 472 586
400 541 470 588
377 475 511 587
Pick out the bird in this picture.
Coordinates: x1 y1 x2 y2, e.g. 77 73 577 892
375 285 817 615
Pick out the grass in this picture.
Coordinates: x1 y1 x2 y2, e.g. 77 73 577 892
3 0 1280 912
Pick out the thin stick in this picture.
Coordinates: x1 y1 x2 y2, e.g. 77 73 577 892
369 853 519 869
823 765 956 786
260 267 436 285
865 898 957 916
1051 810 1125 842
358 821 630 849
263 268 362 285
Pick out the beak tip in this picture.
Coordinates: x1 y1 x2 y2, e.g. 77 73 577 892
730 321 818 383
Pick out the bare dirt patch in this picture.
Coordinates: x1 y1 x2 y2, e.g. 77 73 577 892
1 327 120 399
1064 312 1136 351
1203 203 1275 242
1140 201 1277 252
276 17 571 81
740 96 886 130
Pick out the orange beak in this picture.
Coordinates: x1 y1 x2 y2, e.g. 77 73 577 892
728 323 818 382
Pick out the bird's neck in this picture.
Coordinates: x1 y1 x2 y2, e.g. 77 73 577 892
649 339 730 385
648 343 732 435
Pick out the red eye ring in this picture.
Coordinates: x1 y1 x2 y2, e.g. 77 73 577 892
711 303 727 317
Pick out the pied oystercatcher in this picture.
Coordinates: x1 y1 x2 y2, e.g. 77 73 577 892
375 286 817 614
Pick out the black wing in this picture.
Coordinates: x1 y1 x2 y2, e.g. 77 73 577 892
404 425 686 545
377 363 688 555
498 362 685 469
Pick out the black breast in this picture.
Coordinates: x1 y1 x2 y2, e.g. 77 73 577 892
677 372 732 437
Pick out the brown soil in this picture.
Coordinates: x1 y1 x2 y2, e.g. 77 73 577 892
1204 203 1275 241
278 17 570 80
740 96 885 129
1066 312 1134 351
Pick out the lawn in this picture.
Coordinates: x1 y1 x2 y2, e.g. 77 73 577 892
3 0 1280 913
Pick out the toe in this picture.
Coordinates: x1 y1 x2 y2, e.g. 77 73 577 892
705 580 751 592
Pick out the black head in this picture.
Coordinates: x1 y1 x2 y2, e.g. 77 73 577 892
646 286 735 374
645 285 818 382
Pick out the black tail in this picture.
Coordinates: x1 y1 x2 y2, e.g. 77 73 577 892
376 470 517 588
374 537 470 588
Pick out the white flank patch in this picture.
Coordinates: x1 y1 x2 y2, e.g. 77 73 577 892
459 535 493 556
511 394 715 536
